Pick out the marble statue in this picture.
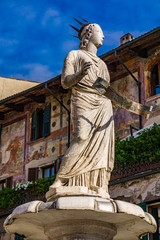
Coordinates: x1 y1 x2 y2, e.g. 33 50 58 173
49 19 152 198
50 20 114 196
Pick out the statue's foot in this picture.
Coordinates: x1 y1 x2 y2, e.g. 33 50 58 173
50 178 63 189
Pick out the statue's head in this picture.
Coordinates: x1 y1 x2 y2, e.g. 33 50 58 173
79 24 104 50
70 19 104 50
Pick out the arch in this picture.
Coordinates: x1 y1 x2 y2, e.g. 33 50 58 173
144 55 160 98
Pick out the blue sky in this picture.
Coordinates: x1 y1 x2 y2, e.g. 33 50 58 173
0 0 160 82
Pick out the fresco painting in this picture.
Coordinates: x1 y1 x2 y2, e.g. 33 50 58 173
111 73 140 138
51 115 60 132
27 139 61 164
0 119 25 176
26 142 48 163
111 73 138 101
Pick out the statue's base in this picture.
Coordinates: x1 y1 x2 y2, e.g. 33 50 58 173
4 196 156 240
46 186 110 201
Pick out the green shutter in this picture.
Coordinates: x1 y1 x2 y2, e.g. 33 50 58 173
138 202 147 212
138 203 148 240
15 234 24 240
31 109 38 141
0 124 2 145
152 207 159 240
43 103 51 137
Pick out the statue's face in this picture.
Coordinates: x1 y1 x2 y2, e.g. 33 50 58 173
90 24 104 48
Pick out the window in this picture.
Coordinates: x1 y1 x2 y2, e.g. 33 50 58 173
28 168 39 182
43 165 55 178
151 63 160 96
138 202 160 240
0 177 13 190
15 234 24 240
31 103 51 141
0 180 6 190
42 159 61 178
138 203 148 240
148 203 160 240
0 123 2 146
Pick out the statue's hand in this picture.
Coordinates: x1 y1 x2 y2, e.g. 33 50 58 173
81 62 92 76
61 62 92 89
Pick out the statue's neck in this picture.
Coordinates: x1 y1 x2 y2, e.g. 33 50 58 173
85 42 97 55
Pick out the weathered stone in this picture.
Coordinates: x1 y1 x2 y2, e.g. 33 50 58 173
4 197 157 240
109 173 160 204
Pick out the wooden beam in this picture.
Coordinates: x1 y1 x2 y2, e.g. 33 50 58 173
26 94 46 103
130 46 148 58
107 62 117 72
5 103 24 112
0 112 4 120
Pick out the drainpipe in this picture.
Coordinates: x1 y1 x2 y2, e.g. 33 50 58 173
45 83 71 148
114 50 142 129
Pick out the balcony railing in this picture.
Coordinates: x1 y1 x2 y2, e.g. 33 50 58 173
111 157 160 183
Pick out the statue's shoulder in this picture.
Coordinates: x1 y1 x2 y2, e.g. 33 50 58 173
66 50 79 58
64 50 79 63
99 57 108 69
65 50 86 64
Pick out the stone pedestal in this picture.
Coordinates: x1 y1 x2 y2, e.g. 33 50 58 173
4 196 156 240
46 186 110 201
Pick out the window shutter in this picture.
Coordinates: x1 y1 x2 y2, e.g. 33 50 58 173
152 207 159 240
138 202 147 212
28 168 39 181
31 109 38 141
43 103 51 137
138 203 147 240
15 234 24 240
0 124 2 145
6 177 13 188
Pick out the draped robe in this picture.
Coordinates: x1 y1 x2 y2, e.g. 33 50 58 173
58 50 114 189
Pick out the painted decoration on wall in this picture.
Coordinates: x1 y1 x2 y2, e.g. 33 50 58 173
26 142 48 163
0 119 25 176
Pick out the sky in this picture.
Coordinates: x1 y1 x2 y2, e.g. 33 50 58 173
0 0 160 82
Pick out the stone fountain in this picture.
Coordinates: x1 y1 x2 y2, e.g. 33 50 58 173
4 19 157 240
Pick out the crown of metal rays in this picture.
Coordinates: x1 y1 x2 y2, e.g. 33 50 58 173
69 18 91 39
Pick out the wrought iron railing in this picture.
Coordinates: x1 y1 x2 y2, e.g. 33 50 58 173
111 157 160 182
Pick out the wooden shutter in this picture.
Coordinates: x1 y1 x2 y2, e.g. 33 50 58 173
0 125 2 163
138 202 147 211
152 207 159 240
31 109 38 141
28 168 39 181
138 203 147 240
6 177 13 188
43 103 51 137
15 234 24 240
0 124 2 145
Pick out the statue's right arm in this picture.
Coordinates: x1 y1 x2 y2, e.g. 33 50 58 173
61 51 91 89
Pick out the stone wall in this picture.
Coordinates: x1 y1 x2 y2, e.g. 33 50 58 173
109 172 160 204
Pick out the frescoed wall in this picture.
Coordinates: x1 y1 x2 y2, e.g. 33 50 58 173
25 93 71 179
0 119 25 177
111 73 139 138
0 91 71 183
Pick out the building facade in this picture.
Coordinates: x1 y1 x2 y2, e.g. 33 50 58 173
0 76 71 189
